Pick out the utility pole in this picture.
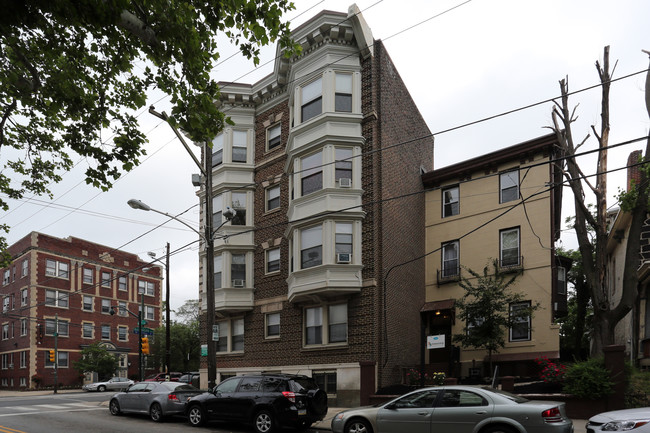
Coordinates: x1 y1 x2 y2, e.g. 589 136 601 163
165 242 171 374
139 292 144 382
53 314 58 394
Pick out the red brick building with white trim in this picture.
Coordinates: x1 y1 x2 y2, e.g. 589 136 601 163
0 232 162 389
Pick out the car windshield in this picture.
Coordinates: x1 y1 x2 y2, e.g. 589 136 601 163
484 387 529 403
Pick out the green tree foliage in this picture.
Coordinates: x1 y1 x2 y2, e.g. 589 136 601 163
562 358 613 399
453 260 539 373
0 0 300 266
556 247 592 360
149 300 200 372
73 342 118 380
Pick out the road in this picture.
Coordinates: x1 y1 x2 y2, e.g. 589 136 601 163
0 391 325 433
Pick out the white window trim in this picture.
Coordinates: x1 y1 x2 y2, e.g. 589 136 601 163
266 247 281 275
266 123 282 151
45 289 69 309
509 301 532 342
304 303 348 347
266 184 281 212
265 312 281 339
82 322 94 339
500 169 520 203
45 259 69 279
216 317 245 353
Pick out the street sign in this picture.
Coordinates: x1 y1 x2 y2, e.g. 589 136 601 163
201 344 207 356
133 327 154 335
212 324 219 342
140 320 148 326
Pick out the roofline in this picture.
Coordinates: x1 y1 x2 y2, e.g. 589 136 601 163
421 132 558 187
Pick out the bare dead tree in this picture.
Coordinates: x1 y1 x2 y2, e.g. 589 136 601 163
549 46 650 356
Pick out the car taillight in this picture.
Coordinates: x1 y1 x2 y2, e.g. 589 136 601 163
282 391 296 403
542 407 563 423
168 394 180 402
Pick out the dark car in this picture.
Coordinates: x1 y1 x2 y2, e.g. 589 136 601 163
179 372 200 388
109 381 202 422
186 373 328 433
144 372 183 382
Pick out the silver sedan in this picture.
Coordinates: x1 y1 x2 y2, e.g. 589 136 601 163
331 385 573 433
82 376 134 392
109 381 202 422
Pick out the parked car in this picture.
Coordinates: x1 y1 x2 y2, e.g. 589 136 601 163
109 381 202 422
144 372 183 382
186 373 328 433
179 372 200 387
82 376 134 392
331 385 573 433
586 407 650 433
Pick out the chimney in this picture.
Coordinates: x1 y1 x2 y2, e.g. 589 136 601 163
627 150 643 191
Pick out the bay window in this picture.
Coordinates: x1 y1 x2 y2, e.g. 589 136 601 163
214 254 222 289
301 78 322 122
212 133 223 166
335 147 353 186
335 73 352 112
231 192 247 226
232 130 247 163
301 151 323 196
301 225 322 269
231 254 246 287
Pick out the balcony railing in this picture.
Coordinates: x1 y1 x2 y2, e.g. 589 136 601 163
498 256 524 273
437 267 461 285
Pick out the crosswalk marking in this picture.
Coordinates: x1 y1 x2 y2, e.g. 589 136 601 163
0 403 103 418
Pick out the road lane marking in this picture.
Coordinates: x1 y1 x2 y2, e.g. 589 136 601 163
0 426 28 433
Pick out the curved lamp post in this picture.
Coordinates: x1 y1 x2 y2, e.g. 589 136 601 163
127 198 235 389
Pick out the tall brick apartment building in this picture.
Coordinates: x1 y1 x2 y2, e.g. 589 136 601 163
0 232 162 389
196 6 434 406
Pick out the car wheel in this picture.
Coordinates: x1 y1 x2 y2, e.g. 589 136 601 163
345 418 372 433
187 404 205 427
253 410 274 433
109 399 121 416
97 385 106 392
482 425 517 433
150 402 164 422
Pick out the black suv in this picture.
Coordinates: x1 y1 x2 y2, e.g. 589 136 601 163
186 373 328 432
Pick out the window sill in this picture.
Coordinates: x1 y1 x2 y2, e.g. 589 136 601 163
301 343 348 352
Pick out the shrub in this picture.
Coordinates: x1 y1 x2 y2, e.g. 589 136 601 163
625 367 650 408
562 358 613 399
535 356 567 385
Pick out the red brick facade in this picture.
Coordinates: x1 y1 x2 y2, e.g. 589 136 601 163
0 232 162 389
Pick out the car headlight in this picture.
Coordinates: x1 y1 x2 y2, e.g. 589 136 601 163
601 420 650 431
335 413 346 421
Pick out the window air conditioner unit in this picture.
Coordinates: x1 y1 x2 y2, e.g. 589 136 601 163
339 178 352 188
233 279 245 288
336 253 351 264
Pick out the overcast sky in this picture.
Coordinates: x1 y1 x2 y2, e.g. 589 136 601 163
2 0 649 316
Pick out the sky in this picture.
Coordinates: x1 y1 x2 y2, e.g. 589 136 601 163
2 0 649 317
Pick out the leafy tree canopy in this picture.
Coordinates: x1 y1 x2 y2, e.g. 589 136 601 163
0 0 299 266
74 342 118 379
453 260 539 370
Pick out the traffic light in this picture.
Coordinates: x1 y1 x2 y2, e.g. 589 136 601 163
141 337 150 355
48 350 55 362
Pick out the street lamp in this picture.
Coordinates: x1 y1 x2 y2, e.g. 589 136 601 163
127 198 235 389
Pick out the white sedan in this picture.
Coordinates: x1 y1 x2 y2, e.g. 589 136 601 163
586 407 650 432
82 377 134 392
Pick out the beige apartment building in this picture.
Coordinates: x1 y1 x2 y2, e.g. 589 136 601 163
421 133 568 378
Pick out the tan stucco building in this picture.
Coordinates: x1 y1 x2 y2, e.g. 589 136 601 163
421 133 568 378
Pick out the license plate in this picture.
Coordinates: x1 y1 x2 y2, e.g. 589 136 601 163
298 409 307 416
